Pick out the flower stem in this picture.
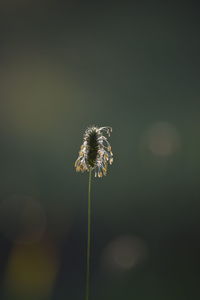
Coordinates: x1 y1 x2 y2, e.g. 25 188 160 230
86 168 92 300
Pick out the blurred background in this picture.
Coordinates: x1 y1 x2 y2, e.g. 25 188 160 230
0 1 200 299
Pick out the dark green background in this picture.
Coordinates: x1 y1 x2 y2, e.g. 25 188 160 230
0 1 200 299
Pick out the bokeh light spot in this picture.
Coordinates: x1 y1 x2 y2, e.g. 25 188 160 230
5 241 59 298
0 194 46 244
144 122 180 156
102 235 147 273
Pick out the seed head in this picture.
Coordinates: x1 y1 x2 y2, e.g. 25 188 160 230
75 126 113 177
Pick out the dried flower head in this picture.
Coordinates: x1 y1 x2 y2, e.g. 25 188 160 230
75 126 113 177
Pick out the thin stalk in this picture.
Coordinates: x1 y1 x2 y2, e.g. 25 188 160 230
86 168 92 300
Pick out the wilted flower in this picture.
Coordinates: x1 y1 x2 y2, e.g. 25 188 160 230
75 126 113 177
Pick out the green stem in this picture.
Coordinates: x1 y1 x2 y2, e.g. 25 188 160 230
86 168 92 300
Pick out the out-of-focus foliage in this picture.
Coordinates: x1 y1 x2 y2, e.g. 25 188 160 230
0 1 200 299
